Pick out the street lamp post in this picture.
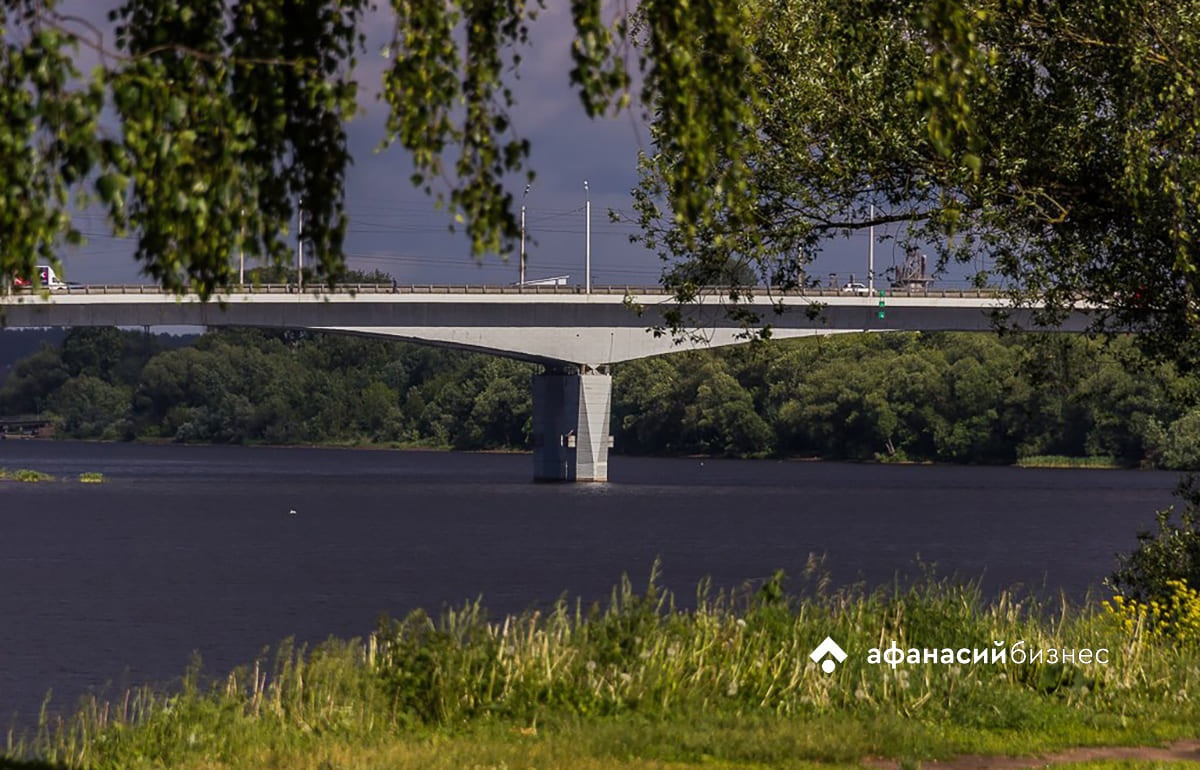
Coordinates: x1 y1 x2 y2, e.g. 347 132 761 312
868 202 875 293
584 180 591 294
239 208 245 287
296 197 304 292
520 183 530 287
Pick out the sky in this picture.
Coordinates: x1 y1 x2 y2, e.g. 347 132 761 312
51 1 935 290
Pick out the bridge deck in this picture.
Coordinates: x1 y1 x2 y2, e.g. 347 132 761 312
0 284 1095 366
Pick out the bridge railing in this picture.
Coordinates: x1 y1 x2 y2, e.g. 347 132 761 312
8 284 1014 299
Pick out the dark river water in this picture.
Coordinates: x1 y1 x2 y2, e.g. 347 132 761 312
0 440 1182 728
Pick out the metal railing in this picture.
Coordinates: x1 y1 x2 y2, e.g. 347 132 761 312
5 283 1013 299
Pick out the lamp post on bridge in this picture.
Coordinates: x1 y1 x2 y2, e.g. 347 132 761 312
584 180 591 294
296 197 304 292
520 183 530 288
868 201 875 294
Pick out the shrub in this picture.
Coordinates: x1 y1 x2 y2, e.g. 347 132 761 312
0 468 55 482
1107 476 1200 638
1160 409 1200 470
1106 579 1200 642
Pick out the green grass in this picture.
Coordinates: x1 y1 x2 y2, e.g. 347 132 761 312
4 561 1200 769
0 468 55 483
0 468 106 484
1016 455 1123 469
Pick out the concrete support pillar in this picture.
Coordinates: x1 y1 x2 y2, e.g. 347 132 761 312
532 366 612 482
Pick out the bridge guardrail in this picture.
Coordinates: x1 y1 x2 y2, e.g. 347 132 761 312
5 284 1015 299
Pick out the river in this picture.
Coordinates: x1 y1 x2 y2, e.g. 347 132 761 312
0 440 1181 728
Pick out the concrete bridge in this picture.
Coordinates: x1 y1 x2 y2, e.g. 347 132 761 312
0 284 1093 482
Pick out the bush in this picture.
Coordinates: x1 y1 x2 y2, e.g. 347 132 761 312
1159 409 1200 470
1107 476 1200 613
1106 579 1200 642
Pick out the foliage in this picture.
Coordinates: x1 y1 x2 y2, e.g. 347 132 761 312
1106 579 1200 643
0 0 103 288
0 0 765 295
48 374 130 439
0 467 54 482
632 0 1200 353
1108 477 1200 605
0 343 70 414
1159 408 1200 470
6 0 1194 354
2 327 536 450
1015 456 1121 469
8 328 1200 468
0 0 363 298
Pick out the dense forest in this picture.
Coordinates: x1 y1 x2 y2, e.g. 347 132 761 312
3 327 1200 469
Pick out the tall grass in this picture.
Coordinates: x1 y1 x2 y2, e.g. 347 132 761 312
6 560 1200 769
1016 455 1122 469
0 468 55 482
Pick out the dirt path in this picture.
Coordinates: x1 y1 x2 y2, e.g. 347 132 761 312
865 740 1200 769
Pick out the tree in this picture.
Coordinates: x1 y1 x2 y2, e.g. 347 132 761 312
1109 477 1200 604
0 343 69 414
1160 410 1200 471
632 0 1200 354
682 364 774 457
613 356 687 453
49 374 130 438
61 327 126 379
1 0 362 298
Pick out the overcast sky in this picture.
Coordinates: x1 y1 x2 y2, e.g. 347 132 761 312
54 2 925 289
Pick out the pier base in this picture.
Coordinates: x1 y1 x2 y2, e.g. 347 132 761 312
532 367 612 482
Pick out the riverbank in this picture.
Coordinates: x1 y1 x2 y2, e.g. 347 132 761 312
5 570 1198 769
1 433 1151 472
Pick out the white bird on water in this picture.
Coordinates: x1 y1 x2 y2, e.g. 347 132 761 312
289 509 297 515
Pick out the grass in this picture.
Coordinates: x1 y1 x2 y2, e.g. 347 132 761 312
0 468 55 483
4 560 1199 769
1016 455 1123 469
0 469 106 484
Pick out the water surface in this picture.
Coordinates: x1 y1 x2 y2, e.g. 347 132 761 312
0 440 1179 727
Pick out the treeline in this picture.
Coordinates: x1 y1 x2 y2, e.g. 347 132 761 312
615 333 1200 468
3 327 1200 468
0 328 532 450
0 329 66 386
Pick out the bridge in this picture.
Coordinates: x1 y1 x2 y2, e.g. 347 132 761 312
0 284 1093 482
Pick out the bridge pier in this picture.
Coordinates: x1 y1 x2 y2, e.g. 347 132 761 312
532 366 612 482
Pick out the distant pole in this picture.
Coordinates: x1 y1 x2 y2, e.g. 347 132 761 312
520 183 530 287
584 180 591 294
297 197 304 291
868 202 875 293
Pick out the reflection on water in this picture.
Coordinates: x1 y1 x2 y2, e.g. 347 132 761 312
0 440 1179 726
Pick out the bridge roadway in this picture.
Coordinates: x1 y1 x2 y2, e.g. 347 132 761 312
0 284 1093 482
